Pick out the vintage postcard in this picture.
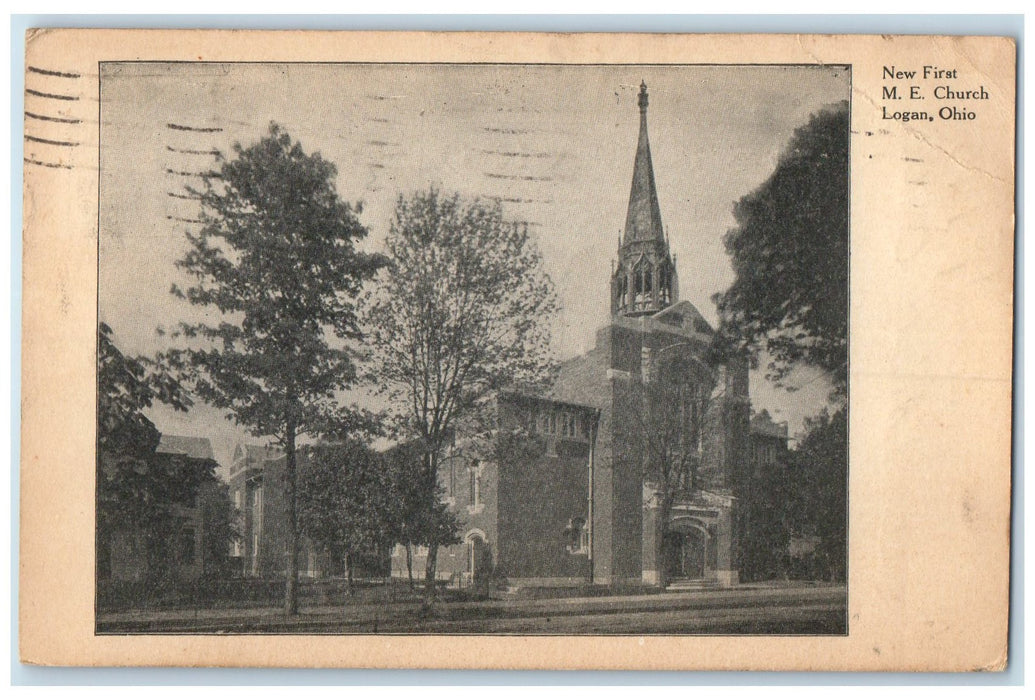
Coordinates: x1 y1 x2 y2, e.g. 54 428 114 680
19 30 1014 670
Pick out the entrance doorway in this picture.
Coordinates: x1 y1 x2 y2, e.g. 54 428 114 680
663 527 708 580
466 532 492 582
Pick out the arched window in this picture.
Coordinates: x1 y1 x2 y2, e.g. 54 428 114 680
468 462 480 506
565 517 588 553
658 265 670 304
634 260 652 310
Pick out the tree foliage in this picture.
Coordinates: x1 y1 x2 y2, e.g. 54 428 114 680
159 123 386 613
786 408 847 582
98 322 191 460
199 481 241 578
739 455 792 583
381 442 462 550
715 101 849 394
364 187 559 593
165 123 385 438
367 188 559 446
297 442 393 592
97 322 208 580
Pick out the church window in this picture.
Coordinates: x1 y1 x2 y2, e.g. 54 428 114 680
565 517 588 554
561 412 578 438
541 411 557 435
467 461 484 513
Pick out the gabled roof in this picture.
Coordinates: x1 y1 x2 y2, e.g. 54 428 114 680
499 388 600 415
622 82 665 245
651 300 714 336
231 442 282 465
157 434 215 462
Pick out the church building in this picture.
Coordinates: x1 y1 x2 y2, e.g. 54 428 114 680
394 82 751 589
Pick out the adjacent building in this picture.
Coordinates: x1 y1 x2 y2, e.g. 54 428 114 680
227 442 325 579
750 409 790 475
98 434 219 584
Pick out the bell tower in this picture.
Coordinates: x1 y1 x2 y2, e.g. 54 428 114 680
611 81 678 317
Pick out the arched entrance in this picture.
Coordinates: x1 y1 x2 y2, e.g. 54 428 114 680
664 518 710 581
465 530 492 583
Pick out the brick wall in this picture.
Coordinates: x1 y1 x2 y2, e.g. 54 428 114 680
495 396 595 583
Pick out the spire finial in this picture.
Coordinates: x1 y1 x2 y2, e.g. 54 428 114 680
638 81 648 111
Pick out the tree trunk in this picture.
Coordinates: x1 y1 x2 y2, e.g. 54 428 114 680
345 551 354 597
284 425 299 616
383 543 392 602
656 491 675 590
421 448 441 601
424 542 439 602
405 542 414 589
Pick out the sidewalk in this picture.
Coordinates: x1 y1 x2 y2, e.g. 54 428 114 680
97 582 846 634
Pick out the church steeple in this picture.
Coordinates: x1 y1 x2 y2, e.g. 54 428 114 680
623 81 665 245
611 82 678 318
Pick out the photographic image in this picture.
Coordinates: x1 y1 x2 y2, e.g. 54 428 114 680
94 62 850 635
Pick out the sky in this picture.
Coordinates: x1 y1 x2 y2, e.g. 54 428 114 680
98 62 850 470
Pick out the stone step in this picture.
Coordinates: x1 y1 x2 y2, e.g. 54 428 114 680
666 579 723 591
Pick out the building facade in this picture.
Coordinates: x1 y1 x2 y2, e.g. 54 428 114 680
98 434 218 584
228 443 325 579
393 394 602 588
392 82 752 589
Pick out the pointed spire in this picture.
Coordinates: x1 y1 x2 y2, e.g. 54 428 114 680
623 81 664 245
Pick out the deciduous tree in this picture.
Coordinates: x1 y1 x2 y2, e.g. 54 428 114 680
159 123 385 614
714 101 849 395
380 441 462 590
364 187 558 596
97 322 202 582
638 349 719 588
297 441 392 596
787 408 847 582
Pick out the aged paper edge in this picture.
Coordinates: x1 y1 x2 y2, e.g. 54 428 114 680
19 29 1015 670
